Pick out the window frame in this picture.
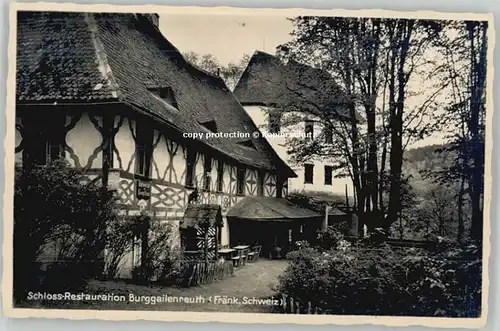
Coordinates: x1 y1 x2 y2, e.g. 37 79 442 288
216 161 224 192
185 149 197 187
257 171 265 196
203 156 212 191
135 121 154 178
324 165 333 185
236 167 246 196
24 111 65 166
304 163 314 184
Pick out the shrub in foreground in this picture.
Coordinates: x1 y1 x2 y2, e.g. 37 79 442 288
276 240 481 317
13 162 122 302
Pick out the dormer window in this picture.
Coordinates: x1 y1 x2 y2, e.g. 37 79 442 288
200 120 218 133
148 85 178 108
237 139 256 150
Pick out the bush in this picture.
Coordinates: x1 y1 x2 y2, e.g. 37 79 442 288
13 161 122 302
315 226 344 251
276 240 481 316
103 217 137 280
130 212 182 285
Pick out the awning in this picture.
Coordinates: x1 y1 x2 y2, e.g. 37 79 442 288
226 196 322 222
180 204 223 229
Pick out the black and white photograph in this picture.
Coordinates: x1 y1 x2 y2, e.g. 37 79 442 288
2 3 494 328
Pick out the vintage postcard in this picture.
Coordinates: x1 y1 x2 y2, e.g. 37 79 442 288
2 2 495 328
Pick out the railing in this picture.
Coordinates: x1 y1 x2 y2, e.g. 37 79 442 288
277 294 326 315
179 259 234 287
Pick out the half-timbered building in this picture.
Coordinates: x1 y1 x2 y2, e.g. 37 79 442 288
15 12 300 277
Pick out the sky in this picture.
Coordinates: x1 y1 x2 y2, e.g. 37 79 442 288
159 14 293 65
158 13 446 149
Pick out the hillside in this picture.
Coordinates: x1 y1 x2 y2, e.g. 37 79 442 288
403 144 455 192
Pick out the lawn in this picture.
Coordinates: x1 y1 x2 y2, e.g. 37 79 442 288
21 259 289 313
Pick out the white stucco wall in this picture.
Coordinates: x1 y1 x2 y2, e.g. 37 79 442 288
244 105 353 196
65 113 104 169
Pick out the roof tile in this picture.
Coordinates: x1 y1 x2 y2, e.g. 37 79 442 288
16 12 295 175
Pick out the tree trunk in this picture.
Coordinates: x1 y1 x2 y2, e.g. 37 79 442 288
457 174 466 242
468 21 487 242
386 19 414 231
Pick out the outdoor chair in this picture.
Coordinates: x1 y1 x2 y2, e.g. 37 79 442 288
248 245 262 262
231 249 243 267
240 248 250 266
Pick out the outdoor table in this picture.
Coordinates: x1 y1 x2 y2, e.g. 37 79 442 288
233 245 250 250
218 248 236 260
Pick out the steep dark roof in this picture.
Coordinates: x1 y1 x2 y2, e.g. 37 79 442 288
16 12 295 176
234 51 361 122
181 204 223 229
226 196 321 221
16 12 118 102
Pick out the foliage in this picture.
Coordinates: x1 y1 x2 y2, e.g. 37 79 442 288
394 144 473 241
103 217 137 280
130 212 182 285
182 51 250 90
13 161 121 301
315 226 346 251
277 241 481 316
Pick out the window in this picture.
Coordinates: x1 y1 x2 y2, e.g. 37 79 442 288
268 111 281 134
201 120 217 133
237 167 246 195
237 139 256 150
304 164 314 184
257 171 265 196
185 149 196 187
276 177 284 198
324 165 333 185
324 125 333 144
203 156 212 191
217 161 224 192
24 112 65 165
46 133 65 163
305 120 314 138
135 122 153 177
149 86 178 108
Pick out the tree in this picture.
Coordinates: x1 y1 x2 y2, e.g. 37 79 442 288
182 52 250 90
267 17 451 234
221 54 251 90
426 20 488 243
